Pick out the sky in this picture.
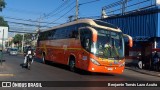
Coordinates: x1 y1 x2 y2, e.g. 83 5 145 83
0 0 116 33
0 0 158 35
1 0 114 19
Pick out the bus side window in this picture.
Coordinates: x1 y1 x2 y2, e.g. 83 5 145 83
51 30 56 40
48 31 52 40
70 30 78 38
41 32 48 40
63 28 68 38
54 29 62 39
80 29 92 51
66 25 78 38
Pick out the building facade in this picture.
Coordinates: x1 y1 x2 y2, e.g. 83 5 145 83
100 0 160 69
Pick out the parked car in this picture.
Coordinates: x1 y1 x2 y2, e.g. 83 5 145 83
9 48 18 55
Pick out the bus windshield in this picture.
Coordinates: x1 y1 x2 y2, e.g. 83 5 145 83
91 28 124 59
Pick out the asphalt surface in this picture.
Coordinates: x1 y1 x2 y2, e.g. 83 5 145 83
0 53 160 90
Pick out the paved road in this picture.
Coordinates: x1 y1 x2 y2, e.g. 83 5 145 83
0 53 160 90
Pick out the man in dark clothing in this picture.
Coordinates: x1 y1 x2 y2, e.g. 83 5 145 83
23 46 34 64
152 52 160 71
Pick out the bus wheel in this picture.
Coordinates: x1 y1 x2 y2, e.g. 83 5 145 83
69 59 76 72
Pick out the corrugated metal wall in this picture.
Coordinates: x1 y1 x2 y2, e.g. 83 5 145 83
101 8 159 38
158 12 160 36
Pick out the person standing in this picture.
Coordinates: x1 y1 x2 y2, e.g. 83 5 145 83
153 52 160 71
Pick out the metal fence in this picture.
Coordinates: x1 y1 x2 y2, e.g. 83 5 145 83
102 0 158 16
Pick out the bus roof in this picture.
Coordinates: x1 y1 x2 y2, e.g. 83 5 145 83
42 19 121 32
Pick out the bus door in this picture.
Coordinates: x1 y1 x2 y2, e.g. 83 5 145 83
79 27 93 69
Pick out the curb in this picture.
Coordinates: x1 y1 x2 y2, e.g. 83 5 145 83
125 67 160 77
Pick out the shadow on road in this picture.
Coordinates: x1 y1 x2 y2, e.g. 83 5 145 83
34 57 114 76
20 63 27 69
19 63 30 70
0 59 6 62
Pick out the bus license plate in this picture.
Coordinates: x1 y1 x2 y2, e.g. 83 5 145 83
107 68 113 71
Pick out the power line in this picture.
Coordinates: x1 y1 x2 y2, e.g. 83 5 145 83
9 27 37 33
7 21 52 28
9 26 35 31
49 6 76 24
42 0 71 19
79 0 100 6
9 30 36 34
4 16 60 25
5 7 43 15
45 0 76 19
48 0 101 25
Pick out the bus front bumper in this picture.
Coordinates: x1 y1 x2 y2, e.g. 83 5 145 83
87 64 125 74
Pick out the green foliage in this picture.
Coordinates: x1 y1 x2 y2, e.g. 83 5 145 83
0 16 9 27
13 34 23 44
0 0 6 11
0 0 8 27
24 33 33 45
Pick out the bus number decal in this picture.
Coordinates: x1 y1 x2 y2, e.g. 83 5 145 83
82 56 87 60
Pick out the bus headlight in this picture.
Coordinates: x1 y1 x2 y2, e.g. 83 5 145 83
119 62 125 67
90 58 100 66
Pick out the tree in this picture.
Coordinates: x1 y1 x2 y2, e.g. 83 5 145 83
0 16 9 26
0 0 6 11
12 34 23 50
0 0 8 27
24 33 33 45
13 34 23 45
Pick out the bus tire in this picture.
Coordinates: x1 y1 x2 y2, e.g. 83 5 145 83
69 57 76 72
27 61 31 70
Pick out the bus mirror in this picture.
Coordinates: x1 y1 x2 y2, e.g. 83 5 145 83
93 36 97 42
92 31 97 42
123 34 133 47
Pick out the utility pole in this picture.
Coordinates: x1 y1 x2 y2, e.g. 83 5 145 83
38 16 42 30
34 15 42 47
122 0 128 15
37 15 43 33
2 29 4 51
21 25 25 53
0 29 4 66
75 0 79 20
22 33 24 53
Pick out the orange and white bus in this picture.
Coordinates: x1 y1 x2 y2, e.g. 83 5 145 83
36 19 132 74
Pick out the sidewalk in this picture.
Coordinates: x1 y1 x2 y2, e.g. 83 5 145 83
125 66 160 77
0 53 15 77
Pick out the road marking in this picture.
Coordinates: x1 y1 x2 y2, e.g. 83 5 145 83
0 74 14 77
